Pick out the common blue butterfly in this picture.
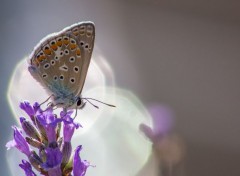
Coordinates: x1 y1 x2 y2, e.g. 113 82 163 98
28 21 95 110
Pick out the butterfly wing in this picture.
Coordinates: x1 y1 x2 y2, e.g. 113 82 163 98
67 22 95 96
28 22 95 106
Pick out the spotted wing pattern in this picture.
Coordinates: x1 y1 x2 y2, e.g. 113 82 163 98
28 22 95 105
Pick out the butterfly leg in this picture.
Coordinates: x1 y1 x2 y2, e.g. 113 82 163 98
39 94 54 107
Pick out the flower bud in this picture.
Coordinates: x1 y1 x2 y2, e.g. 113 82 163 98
28 151 43 171
61 142 72 167
26 137 44 149
20 117 41 142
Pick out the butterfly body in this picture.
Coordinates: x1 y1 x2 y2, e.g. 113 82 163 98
28 21 95 110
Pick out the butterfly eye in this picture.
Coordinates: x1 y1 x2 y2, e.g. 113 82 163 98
77 99 82 106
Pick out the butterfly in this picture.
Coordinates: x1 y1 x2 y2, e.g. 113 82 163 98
28 21 96 111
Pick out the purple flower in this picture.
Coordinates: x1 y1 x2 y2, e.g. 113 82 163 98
20 101 35 117
19 160 37 176
37 108 62 143
6 126 31 156
41 147 62 175
20 117 41 142
149 105 173 135
140 104 174 143
33 102 42 114
60 111 81 142
20 101 43 123
73 146 90 176
60 110 81 166
7 101 93 175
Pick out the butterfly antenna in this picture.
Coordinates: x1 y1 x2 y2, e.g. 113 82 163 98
83 99 99 109
82 98 116 108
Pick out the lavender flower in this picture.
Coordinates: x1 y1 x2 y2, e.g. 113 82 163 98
19 160 37 176
6 101 92 176
6 126 31 156
140 104 174 143
60 110 81 167
20 101 35 117
36 107 63 144
73 146 90 176
140 104 185 176
61 110 81 142
41 147 63 176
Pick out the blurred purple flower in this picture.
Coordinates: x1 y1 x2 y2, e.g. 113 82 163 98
149 104 173 135
140 104 174 142
73 145 90 176
19 160 37 176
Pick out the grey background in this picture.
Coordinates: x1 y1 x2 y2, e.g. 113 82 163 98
1 0 240 175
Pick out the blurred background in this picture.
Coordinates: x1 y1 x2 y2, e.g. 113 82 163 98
1 0 240 175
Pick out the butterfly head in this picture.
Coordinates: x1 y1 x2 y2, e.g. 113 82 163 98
75 97 86 109
65 96 86 110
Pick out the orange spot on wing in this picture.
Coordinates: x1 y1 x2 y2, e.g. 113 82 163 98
76 48 81 56
44 49 52 55
39 55 46 62
50 44 58 51
32 58 40 66
79 30 85 35
70 44 77 50
73 31 79 36
63 39 69 45
56 41 62 47
36 55 46 63
86 32 92 37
